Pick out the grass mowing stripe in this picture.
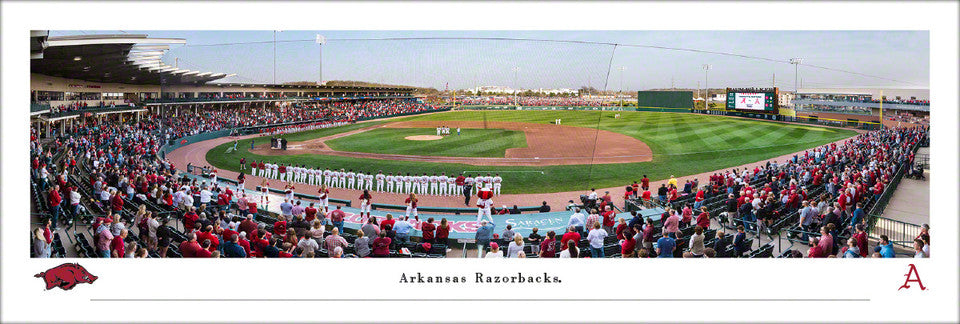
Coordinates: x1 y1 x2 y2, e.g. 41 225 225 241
205 110 857 194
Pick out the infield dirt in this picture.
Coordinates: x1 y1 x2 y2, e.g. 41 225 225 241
249 120 653 166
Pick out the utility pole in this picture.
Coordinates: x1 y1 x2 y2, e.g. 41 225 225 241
619 66 625 107
273 30 277 84
316 34 325 85
790 58 803 94
702 64 711 109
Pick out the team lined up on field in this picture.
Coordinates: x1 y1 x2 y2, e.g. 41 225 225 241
240 161 503 196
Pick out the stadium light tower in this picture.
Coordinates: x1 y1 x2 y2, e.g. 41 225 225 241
702 64 711 109
513 66 520 107
316 34 326 85
619 66 625 107
790 58 803 94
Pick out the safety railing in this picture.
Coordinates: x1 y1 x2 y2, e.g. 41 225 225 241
867 216 922 248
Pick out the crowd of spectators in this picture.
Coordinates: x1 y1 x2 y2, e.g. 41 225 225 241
457 96 614 107
29 92 927 259
30 98 441 258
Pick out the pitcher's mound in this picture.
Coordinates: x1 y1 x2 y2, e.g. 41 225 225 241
405 135 443 141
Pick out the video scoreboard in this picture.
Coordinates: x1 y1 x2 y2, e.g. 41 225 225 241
726 88 779 114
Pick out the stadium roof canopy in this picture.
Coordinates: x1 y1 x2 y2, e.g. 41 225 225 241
30 31 234 85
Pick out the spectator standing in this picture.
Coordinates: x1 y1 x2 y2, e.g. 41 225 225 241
475 220 494 258
656 231 675 258
587 223 608 258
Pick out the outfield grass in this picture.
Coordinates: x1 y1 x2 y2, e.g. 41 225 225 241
207 110 857 194
325 128 526 158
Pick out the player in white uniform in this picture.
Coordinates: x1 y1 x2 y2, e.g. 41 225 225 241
385 173 395 193
447 174 457 196
353 171 363 190
492 173 503 196
436 126 441 136
307 167 315 186
403 173 413 194
364 173 374 191
410 173 420 194
428 174 439 196
419 174 429 195
375 171 385 192
438 173 448 196
271 163 279 180
338 169 347 188
323 169 332 187
484 173 494 189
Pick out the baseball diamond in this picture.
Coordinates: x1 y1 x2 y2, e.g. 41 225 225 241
205 110 858 194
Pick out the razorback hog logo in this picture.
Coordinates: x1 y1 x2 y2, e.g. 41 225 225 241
34 263 98 291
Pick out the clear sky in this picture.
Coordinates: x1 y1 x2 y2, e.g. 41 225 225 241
51 30 929 91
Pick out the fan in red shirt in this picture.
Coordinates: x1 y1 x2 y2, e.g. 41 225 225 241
179 233 202 258
641 190 652 201
197 226 220 252
420 218 436 243
182 208 199 232
640 175 650 190
601 207 616 231
696 207 710 229
304 203 318 222
560 227 581 251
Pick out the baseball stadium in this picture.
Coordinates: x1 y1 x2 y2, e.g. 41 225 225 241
29 30 931 260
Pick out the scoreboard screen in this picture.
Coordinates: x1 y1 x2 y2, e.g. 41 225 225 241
726 88 779 114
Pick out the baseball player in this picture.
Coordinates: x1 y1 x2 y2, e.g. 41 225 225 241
438 172 448 196
317 185 330 212
250 160 258 177
404 193 419 218
492 173 503 196
386 172 395 193
258 161 266 178
419 173 429 195
471 174 482 196
278 164 287 182
323 168 332 187
429 173 439 196
307 167 316 186
447 174 457 196
476 187 494 223
376 170 385 192
349 170 359 190
364 172 374 191
338 169 347 188
436 126 441 136
354 170 364 190
409 173 419 194
270 162 278 180
484 173 494 189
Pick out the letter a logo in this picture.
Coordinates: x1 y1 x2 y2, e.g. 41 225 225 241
898 264 926 291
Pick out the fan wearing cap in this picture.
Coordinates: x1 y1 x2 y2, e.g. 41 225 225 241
485 242 504 258
476 187 494 223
